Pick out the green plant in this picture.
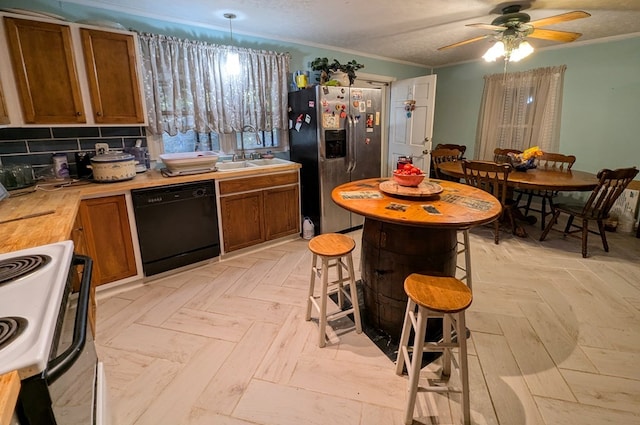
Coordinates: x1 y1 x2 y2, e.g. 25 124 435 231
310 57 364 85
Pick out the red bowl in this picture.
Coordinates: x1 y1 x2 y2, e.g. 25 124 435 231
393 173 425 187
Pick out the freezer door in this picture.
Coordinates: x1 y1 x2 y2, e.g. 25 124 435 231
319 156 350 234
289 88 322 229
349 87 382 181
318 85 351 233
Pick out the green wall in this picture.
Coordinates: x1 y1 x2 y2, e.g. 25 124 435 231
433 36 640 174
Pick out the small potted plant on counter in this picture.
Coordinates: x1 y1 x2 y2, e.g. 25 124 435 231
311 57 365 86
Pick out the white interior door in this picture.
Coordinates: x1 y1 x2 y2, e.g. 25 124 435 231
388 75 437 176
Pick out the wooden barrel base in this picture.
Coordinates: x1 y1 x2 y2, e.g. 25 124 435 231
361 218 457 341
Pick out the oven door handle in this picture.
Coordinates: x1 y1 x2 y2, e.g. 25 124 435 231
46 254 93 384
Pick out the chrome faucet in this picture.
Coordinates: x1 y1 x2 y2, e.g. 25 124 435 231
237 125 261 161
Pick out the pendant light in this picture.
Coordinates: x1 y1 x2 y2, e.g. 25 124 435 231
223 13 240 75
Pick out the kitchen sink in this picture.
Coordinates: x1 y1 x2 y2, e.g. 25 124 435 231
216 161 253 171
216 157 293 171
246 158 291 167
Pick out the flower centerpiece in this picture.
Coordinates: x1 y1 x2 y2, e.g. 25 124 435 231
507 146 543 171
310 57 365 86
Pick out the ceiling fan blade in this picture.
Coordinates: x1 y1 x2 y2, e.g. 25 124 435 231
466 23 505 31
529 28 583 42
530 11 591 28
437 35 489 51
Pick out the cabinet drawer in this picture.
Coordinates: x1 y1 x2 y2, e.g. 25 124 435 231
219 171 298 195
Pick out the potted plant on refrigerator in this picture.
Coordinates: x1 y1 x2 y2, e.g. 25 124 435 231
311 57 365 86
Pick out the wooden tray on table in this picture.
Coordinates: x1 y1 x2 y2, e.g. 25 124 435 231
379 179 443 198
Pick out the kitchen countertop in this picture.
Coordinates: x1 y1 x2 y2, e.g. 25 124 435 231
0 162 301 255
0 161 301 415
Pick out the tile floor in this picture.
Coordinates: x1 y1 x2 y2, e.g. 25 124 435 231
95 219 640 425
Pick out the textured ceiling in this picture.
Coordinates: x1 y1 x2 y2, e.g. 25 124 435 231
61 0 640 67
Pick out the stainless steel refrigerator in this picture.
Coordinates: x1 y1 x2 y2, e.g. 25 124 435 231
288 85 382 234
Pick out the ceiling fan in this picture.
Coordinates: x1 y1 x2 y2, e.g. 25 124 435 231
438 4 591 61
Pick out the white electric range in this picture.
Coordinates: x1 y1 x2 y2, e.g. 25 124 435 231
0 241 109 425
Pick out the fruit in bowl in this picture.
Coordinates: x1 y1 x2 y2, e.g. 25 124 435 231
393 163 425 186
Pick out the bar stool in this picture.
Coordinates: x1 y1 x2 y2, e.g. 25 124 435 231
305 233 362 348
395 273 473 425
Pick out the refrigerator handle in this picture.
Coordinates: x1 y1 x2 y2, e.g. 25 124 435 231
345 115 353 172
351 115 357 172
347 115 356 173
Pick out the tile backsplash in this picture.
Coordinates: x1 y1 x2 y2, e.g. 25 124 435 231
0 126 147 178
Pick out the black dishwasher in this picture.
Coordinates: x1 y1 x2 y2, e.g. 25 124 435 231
132 180 220 276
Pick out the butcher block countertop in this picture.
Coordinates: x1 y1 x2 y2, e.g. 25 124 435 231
0 162 301 255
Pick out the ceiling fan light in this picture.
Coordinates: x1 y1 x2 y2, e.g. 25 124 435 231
510 41 534 62
483 41 505 62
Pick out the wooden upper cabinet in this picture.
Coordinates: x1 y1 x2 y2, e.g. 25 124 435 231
80 29 145 124
4 17 86 124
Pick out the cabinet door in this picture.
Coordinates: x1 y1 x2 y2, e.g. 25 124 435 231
4 17 85 124
79 195 137 285
69 212 89 292
264 185 300 240
80 29 145 124
220 192 265 252
0 77 8 125
69 212 96 336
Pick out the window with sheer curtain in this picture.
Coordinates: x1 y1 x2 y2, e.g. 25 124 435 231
475 65 566 160
137 32 290 154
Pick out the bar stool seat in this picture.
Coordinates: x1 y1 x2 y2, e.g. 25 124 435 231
395 273 473 425
305 233 362 347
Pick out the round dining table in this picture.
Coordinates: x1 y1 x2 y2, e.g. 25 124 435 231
331 177 501 341
438 161 599 192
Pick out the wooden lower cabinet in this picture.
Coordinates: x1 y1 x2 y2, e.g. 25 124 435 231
70 212 96 335
220 192 265 252
219 171 300 253
76 195 137 286
264 185 300 240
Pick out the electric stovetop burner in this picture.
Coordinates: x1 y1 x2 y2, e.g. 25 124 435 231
0 317 27 351
0 254 51 286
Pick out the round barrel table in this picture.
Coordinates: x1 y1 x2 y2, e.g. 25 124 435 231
331 177 501 341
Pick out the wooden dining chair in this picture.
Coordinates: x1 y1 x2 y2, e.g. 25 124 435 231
462 160 516 244
432 148 471 287
435 143 466 160
539 166 639 258
431 148 462 180
493 148 522 164
516 152 577 230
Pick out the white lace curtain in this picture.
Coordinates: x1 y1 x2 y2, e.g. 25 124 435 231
138 32 290 137
475 65 566 160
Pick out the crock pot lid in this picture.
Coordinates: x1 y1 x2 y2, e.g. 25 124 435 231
91 152 135 162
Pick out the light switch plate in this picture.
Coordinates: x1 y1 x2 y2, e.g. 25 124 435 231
95 143 109 155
